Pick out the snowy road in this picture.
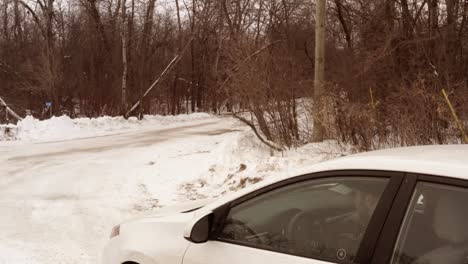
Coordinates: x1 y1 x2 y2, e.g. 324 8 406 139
0 117 243 264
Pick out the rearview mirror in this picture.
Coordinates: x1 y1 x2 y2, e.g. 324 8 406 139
184 212 214 243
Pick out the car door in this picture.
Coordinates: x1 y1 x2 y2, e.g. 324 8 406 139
370 174 468 264
183 171 404 264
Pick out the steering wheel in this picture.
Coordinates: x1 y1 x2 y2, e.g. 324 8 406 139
285 211 328 256
221 218 266 245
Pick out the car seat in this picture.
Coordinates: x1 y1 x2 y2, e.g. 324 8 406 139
413 194 468 264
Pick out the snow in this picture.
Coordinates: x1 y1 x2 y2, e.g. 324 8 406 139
1 113 211 142
0 114 343 263
180 131 346 199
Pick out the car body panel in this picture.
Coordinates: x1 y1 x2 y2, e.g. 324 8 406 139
122 198 217 224
294 145 468 180
103 145 468 264
103 213 194 264
183 240 333 264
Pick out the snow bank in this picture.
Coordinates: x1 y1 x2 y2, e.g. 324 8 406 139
2 113 211 142
15 115 80 142
178 127 347 200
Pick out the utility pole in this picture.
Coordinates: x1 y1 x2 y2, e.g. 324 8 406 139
313 0 326 142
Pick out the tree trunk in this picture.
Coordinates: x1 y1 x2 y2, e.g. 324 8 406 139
255 0 263 46
139 0 156 99
127 0 135 105
429 0 438 36
3 0 9 41
13 0 22 43
121 0 128 112
44 0 56 105
401 0 412 38
334 0 352 49
172 0 183 115
191 0 196 113
87 0 111 53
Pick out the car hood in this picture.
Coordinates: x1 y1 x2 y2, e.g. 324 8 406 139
125 198 217 223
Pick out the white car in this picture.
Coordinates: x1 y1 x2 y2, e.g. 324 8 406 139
102 145 468 264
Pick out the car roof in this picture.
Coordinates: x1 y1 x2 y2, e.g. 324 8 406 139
293 144 468 180
200 145 468 214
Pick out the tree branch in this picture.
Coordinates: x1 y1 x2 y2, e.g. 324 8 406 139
231 112 283 151
219 40 284 94
124 36 194 118
16 0 46 38
0 96 23 121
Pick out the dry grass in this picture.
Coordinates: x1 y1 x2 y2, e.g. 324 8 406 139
322 81 466 152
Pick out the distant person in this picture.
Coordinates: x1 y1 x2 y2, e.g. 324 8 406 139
324 182 383 262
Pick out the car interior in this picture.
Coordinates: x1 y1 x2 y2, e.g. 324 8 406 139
218 178 388 262
392 183 468 264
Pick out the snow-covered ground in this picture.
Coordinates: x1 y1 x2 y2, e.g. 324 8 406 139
0 114 343 263
0 113 212 142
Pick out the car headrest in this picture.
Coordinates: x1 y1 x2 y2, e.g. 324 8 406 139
433 194 468 244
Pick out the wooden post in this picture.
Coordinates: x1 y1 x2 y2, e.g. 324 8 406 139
313 0 326 142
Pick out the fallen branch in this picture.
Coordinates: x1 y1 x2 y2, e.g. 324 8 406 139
124 36 194 119
442 89 468 144
231 112 283 151
0 96 23 121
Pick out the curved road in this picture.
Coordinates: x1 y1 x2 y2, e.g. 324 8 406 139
0 118 241 263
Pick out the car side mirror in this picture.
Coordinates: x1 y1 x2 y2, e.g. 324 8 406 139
184 211 214 243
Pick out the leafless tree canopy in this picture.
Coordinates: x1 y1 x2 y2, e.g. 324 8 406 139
0 0 467 148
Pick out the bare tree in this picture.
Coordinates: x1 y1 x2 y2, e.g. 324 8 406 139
1 0 467 147
120 0 128 112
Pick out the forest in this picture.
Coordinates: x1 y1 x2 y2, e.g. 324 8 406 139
0 0 467 149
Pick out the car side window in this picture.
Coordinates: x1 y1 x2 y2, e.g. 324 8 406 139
217 177 389 263
391 182 468 264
